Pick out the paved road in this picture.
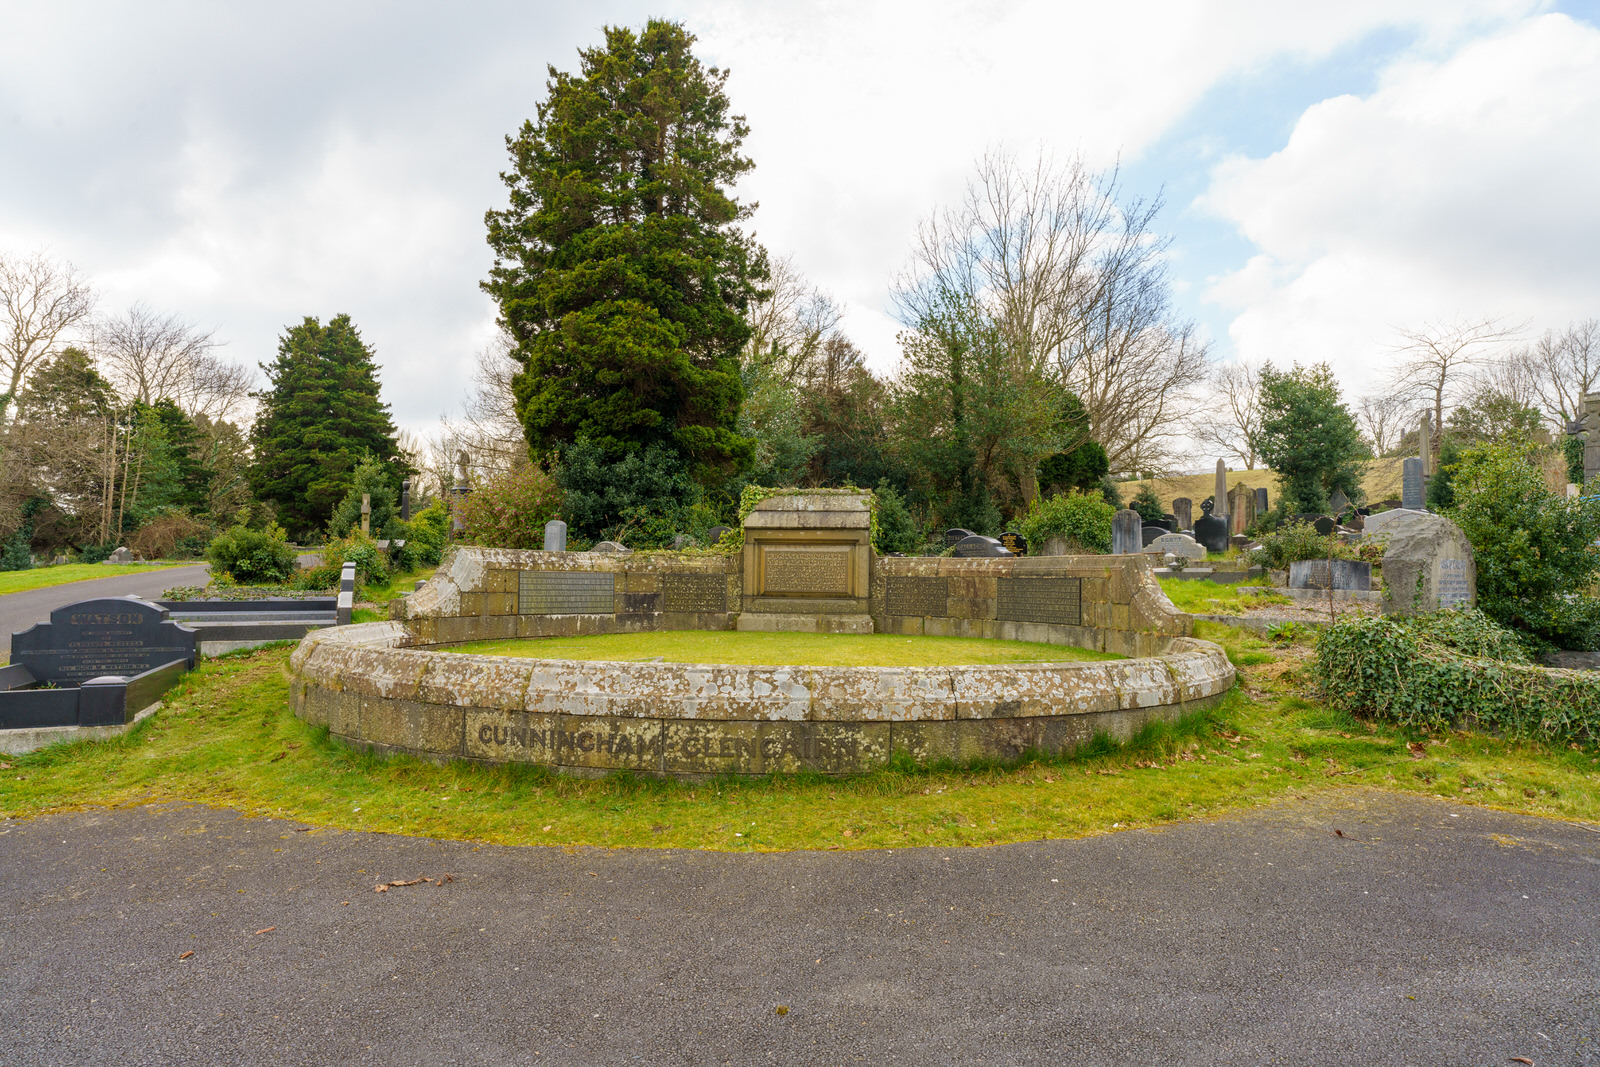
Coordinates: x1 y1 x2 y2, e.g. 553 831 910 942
0 790 1595 1065
0 565 209 642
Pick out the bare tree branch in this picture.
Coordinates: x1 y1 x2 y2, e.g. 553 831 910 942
1189 361 1262 469
93 304 252 421
1512 319 1600 429
0 249 95 406
1387 317 1520 468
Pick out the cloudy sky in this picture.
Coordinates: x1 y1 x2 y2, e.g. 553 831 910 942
2 0 1597 439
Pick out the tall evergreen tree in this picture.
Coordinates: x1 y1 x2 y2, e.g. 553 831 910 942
482 18 763 476
249 315 400 537
1255 362 1368 513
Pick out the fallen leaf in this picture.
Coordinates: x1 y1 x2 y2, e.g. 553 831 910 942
1334 829 1344 838
842 829 853 838
1510 1058 1535 1065
436 873 454 884
294 827 311 832
374 885 387 893
254 927 275 935
775 1006 789 1016
178 950 194 960
1407 741 1426 759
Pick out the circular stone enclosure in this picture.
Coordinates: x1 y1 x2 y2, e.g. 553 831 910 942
289 622 1235 778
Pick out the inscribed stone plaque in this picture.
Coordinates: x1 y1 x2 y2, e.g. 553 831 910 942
996 578 1082 626
884 576 948 617
763 549 851 596
662 573 727 613
11 597 197 686
1436 557 1472 609
518 572 615 614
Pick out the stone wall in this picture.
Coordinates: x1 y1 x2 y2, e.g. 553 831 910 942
393 547 739 645
873 554 1190 657
291 622 1233 777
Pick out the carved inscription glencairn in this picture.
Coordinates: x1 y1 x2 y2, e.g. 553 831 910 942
996 577 1083 626
518 573 615 614
762 550 851 596
662 574 727 613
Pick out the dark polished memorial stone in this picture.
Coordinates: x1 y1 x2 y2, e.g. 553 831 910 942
12 597 197 686
951 535 1012 558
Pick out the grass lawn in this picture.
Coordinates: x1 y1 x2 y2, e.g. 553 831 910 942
0 562 194 597
1158 578 1291 616
448 631 1122 666
2 621 1596 852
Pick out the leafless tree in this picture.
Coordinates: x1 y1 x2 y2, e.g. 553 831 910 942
1190 361 1262 469
743 254 842 383
0 249 95 407
425 329 532 495
94 304 253 421
891 147 1208 480
1512 319 1600 429
1355 391 1414 456
1387 317 1519 469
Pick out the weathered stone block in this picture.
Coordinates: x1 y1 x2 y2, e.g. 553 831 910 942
456 592 487 618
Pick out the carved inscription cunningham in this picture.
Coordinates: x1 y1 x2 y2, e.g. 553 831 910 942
662 574 727 613
518 572 615 615
762 549 851 596
884 576 948 617
996 577 1082 626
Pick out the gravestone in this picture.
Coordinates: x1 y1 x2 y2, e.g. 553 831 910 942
1312 516 1336 537
952 535 1012 558
400 478 411 521
103 547 133 565
1193 500 1228 554
1255 487 1269 515
12 597 197 686
707 525 731 544
1140 525 1168 547
1362 508 1428 539
998 531 1028 556
672 534 695 550
944 528 974 549
543 519 568 552
1381 512 1475 617
1142 532 1205 561
739 491 873 633
1328 488 1350 515
1229 483 1256 535
1172 497 1192 531
1402 457 1425 510
360 493 371 536
1289 559 1372 591
1112 509 1143 555
1213 461 1229 521
1161 514 1178 531
590 540 630 554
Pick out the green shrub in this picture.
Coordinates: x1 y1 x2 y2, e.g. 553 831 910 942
458 462 565 549
557 440 697 548
873 480 921 554
1129 483 1164 524
204 524 299 585
319 532 388 587
1246 521 1356 570
1019 490 1114 554
405 498 451 565
1450 438 1600 649
1315 609 1597 743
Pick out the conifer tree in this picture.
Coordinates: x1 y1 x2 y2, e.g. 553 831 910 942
249 315 400 537
482 19 762 476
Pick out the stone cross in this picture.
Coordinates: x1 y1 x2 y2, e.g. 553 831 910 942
1214 461 1229 519
360 494 371 536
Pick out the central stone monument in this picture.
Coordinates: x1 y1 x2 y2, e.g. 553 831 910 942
737 491 874 634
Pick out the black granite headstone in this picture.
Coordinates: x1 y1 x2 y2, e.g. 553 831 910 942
1312 516 1336 536
944 528 975 549
1193 500 1228 553
998 531 1028 556
951 535 1012 558
1402 457 1425 510
1140 525 1168 547
12 597 197 686
1254 487 1269 514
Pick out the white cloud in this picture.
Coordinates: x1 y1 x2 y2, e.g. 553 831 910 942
1199 12 1600 392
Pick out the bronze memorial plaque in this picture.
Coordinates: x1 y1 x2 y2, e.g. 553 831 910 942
762 549 851 596
662 573 727 613
996 577 1082 626
884 576 947 617
518 572 615 614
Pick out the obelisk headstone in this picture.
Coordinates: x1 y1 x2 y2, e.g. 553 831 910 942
1402 457 1425 511
1420 411 1432 478
1214 461 1229 521
1112 509 1143 555
400 478 411 521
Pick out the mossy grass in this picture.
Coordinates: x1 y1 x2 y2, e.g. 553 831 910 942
1157 577 1290 616
446 631 1123 667
0 563 191 597
2 622 1595 851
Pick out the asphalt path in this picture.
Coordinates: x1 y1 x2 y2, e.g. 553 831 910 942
1 790 1595 1065
0 565 209 643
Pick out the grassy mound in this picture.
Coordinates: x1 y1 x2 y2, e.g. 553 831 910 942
444 631 1124 667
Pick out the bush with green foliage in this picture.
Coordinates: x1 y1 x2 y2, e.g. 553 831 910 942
204 524 299 585
1098 476 1123 509
872 481 921 554
557 440 698 547
1018 490 1114 554
1255 362 1367 513
1564 434 1584 485
398 498 451 567
1037 441 1110 497
1129 483 1165 524
1425 437 1463 510
1450 439 1600 650
327 454 403 539
1315 608 1596 744
457 463 564 549
1246 521 1357 570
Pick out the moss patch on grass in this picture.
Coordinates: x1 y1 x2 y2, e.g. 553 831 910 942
447 631 1124 667
2 623 1595 852
0 563 191 597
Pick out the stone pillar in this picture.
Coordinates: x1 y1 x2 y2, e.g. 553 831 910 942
1583 393 1600 486
1112 509 1142 555
450 451 471 534
1420 411 1432 479
400 478 411 521
360 494 371 536
1213 461 1229 521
